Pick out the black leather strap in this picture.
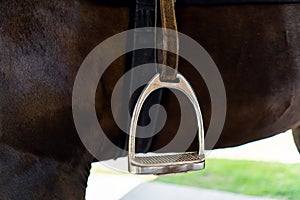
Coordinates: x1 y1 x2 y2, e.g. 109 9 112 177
119 0 163 154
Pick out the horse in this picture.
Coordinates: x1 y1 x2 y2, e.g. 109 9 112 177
1 0 300 199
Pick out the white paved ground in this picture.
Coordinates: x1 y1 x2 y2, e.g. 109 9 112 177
85 173 150 200
121 182 277 200
86 130 300 200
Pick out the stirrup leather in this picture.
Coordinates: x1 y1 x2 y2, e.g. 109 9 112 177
128 73 205 174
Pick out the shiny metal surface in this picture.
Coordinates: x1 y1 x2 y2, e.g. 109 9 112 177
128 73 205 175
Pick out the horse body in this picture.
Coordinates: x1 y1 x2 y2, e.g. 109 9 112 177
0 1 300 199
176 5 300 147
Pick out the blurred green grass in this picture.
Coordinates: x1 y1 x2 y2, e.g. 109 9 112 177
155 159 300 200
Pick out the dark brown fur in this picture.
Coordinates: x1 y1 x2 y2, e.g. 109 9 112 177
0 1 300 199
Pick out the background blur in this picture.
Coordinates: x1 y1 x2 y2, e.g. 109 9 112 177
86 130 300 200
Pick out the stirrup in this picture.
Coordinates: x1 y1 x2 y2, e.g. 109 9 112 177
128 73 205 175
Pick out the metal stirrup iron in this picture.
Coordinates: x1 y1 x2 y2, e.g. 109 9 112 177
128 0 205 174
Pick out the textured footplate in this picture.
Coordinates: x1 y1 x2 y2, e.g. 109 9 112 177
129 152 205 175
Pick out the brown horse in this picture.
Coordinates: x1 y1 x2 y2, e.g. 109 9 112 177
1 1 300 199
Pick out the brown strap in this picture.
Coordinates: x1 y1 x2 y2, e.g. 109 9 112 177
159 0 179 81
